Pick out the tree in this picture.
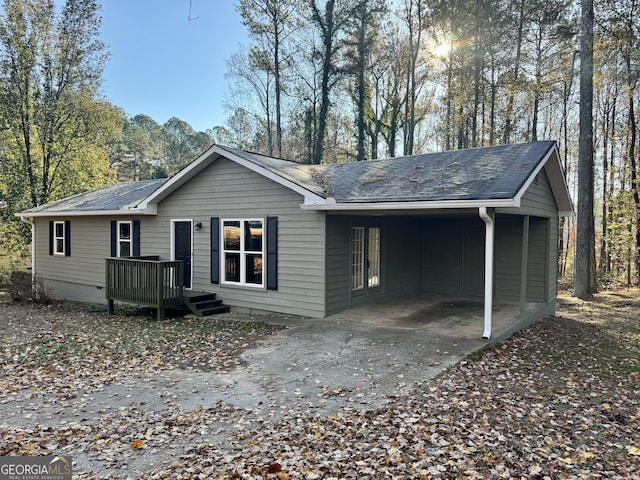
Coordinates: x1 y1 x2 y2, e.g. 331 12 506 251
236 0 298 158
574 0 595 298
343 0 387 161
161 117 212 175
0 0 109 209
117 114 163 181
308 0 349 164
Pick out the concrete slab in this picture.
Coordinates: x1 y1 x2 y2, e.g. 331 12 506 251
217 293 550 415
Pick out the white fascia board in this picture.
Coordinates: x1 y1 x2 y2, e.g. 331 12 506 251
513 145 556 205
138 144 327 209
15 205 157 218
300 198 517 211
513 144 574 215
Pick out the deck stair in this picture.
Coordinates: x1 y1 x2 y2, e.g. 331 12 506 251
183 291 230 317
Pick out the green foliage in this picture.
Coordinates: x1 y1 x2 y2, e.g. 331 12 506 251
0 0 111 209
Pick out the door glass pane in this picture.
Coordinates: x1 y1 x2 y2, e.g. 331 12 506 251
351 227 364 290
368 227 380 287
245 220 263 251
223 221 240 250
120 241 131 257
225 253 240 282
245 254 263 284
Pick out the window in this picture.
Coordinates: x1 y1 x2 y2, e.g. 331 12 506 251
53 221 65 255
118 221 132 257
111 220 140 258
222 219 264 287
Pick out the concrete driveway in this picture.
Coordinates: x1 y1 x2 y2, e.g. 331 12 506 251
197 293 537 415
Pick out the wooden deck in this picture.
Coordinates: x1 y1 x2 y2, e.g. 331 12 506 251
105 257 184 320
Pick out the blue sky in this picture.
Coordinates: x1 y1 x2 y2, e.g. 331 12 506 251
99 0 247 132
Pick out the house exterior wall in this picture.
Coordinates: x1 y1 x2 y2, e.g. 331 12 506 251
33 215 140 303
143 157 327 318
421 215 550 303
422 218 483 295
324 215 422 316
493 215 548 303
497 168 559 310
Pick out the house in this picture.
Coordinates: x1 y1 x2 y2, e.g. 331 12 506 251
17 141 573 338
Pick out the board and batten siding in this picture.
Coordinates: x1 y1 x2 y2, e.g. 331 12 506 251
494 216 524 300
383 217 422 300
422 218 479 295
33 216 115 303
144 157 327 318
493 215 548 303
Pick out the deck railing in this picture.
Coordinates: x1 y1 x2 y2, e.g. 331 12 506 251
105 257 184 320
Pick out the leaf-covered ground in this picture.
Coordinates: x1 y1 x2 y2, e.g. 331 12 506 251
1 290 639 479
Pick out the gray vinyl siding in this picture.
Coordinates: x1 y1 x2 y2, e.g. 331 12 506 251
325 216 351 315
325 216 422 315
422 218 482 295
494 216 524 300
498 169 558 218
384 217 422 300
33 216 141 303
143 157 326 318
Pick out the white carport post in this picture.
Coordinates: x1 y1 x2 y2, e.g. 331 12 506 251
479 207 495 339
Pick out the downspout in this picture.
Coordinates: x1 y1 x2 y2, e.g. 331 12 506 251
479 207 494 339
19 216 35 289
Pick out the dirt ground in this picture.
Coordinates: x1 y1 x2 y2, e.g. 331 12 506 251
0 289 639 479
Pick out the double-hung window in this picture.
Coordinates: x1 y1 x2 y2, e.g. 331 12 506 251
117 221 132 257
222 219 264 287
53 221 66 256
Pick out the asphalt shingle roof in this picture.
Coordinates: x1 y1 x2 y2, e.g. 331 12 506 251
228 141 556 203
22 179 167 214
20 141 559 215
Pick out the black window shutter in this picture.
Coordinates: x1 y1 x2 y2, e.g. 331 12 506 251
49 221 54 256
133 220 141 257
266 216 278 290
110 221 117 257
64 220 71 257
210 217 220 284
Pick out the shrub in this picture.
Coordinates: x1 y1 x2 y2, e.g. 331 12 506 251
7 270 53 304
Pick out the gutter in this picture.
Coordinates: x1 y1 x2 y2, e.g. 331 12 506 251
15 205 157 218
301 198 517 211
479 207 494 339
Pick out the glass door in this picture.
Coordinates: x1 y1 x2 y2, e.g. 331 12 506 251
351 226 381 295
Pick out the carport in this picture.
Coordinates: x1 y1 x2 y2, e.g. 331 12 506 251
315 142 573 339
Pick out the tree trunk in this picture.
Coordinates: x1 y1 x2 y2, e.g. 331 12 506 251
574 0 595 298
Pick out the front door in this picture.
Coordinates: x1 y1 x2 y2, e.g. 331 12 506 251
463 231 484 296
351 226 381 296
173 220 192 289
